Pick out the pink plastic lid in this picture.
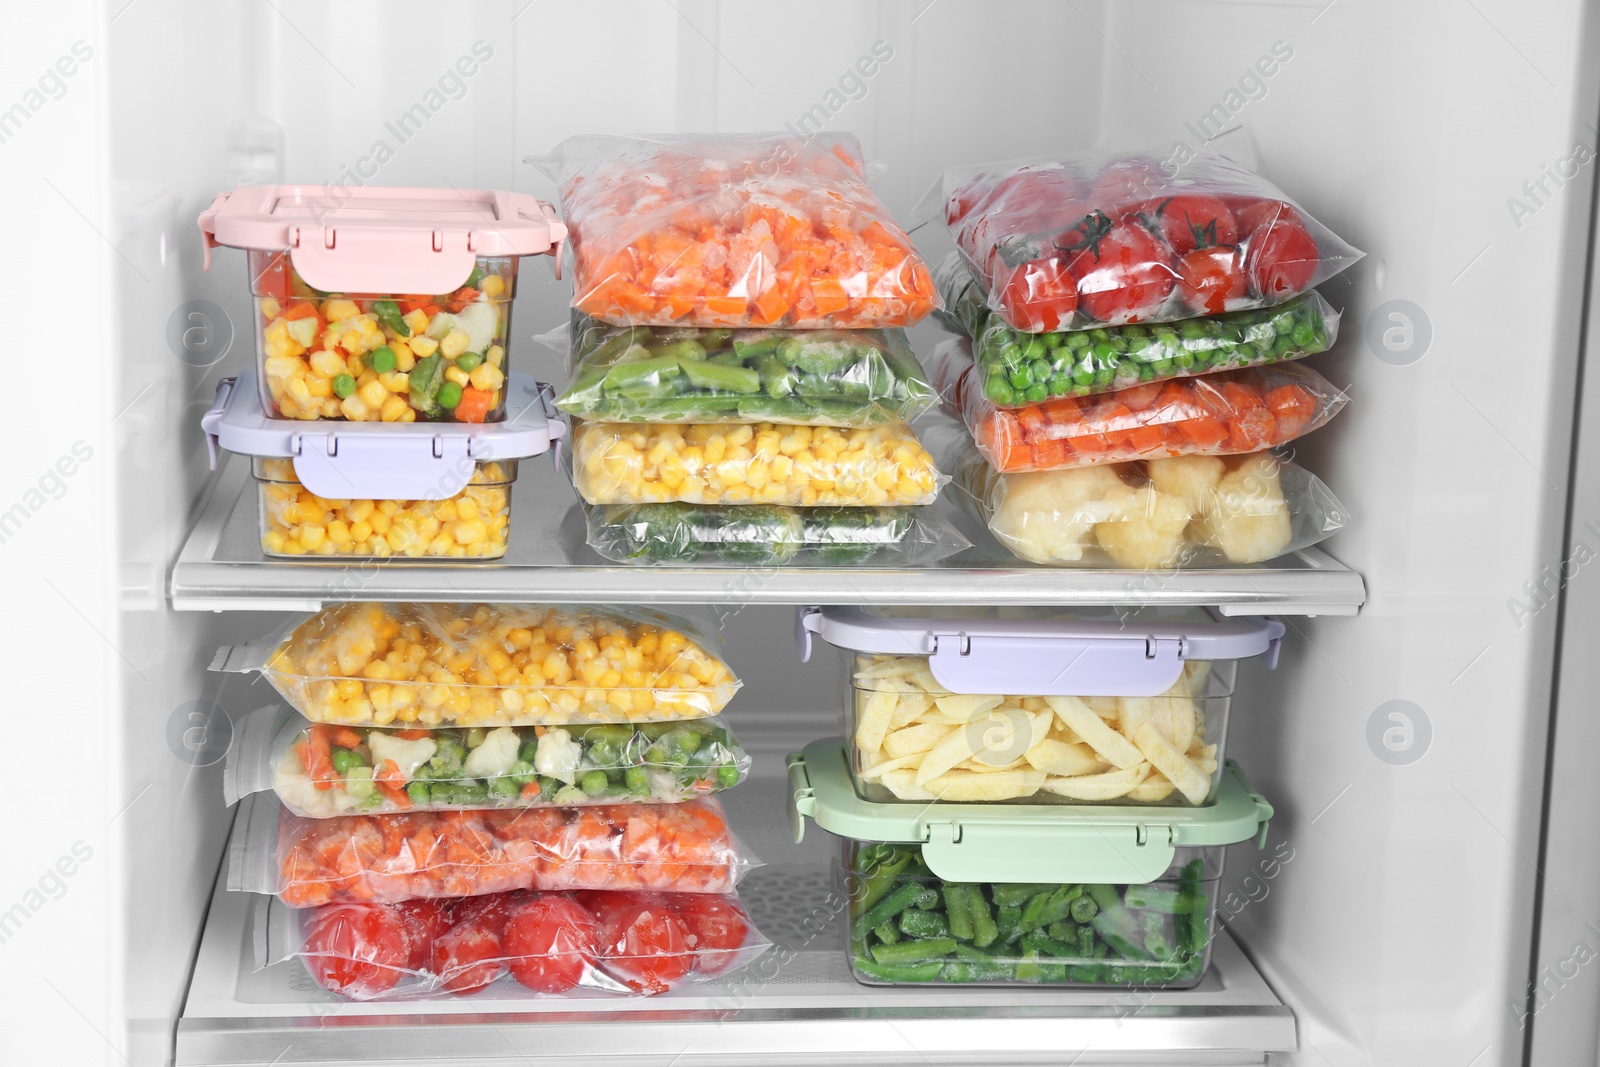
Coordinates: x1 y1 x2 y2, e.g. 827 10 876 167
198 185 566 294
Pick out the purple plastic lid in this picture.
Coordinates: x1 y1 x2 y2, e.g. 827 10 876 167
796 606 1283 697
200 372 565 501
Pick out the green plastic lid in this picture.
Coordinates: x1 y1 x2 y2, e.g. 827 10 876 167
787 738 1273 885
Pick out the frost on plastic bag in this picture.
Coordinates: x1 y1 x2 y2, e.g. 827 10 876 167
932 252 1340 406
557 313 936 427
930 149 1362 333
584 502 969 567
945 435 1347 568
529 133 937 328
225 706 751 818
571 420 944 507
259 887 769 1000
231 793 759 907
210 603 741 728
930 338 1346 472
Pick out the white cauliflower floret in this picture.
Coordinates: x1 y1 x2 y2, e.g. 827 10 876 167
1094 485 1193 568
273 748 331 817
991 465 1127 563
534 727 582 785
368 732 437 778
1194 454 1292 563
463 726 521 778
1148 455 1226 513
455 301 499 354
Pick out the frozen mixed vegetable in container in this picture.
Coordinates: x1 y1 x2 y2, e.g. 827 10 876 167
211 603 741 728
583 502 969 567
557 315 935 426
531 132 937 328
572 421 944 507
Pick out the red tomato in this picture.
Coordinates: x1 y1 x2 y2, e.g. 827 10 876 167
432 915 506 995
302 902 410 999
1246 217 1319 299
504 895 601 994
984 164 1084 231
1231 198 1304 238
671 894 751 976
1063 216 1175 326
1141 195 1239 256
451 891 520 936
598 900 694 994
999 256 1079 332
1177 247 1250 315
392 900 451 971
1088 158 1165 214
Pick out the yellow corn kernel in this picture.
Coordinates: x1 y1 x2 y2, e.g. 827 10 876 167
469 363 504 392
261 530 288 554
451 520 486 545
259 296 282 320
379 372 410 393
297 524 326 550
379 395 409 422
340 395 369 420
389 339 416 371
327 520 352 545
403 309 429 335
480 274 505 298
439 328 470 359
323 299 361 322
358 379 388 409
309 349 346 378
486 343 505 368
409 334 439 359
444 366 471 387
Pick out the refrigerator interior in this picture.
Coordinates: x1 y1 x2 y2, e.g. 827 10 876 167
4 0 1597 1064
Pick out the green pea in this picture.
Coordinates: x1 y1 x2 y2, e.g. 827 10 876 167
624 766 650 794
455 351 484 373
437 381 464 409
489 777 520 800
1030 359 1051 383
998 342 1025 368
332 374 356 398
581 770 610 795
985 374 1016 406
1021 338 1047 362
1092 341 1116 363
330 748 365 774
1023 383 1047 403
1009 367 1033 389
406 782 430 806
1291 322 1316 347
715 764 741 788
369 346 397 374
1072 365 1094 387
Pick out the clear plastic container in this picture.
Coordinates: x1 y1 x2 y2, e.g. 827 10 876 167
846 652 1230 806
842 840 1221 988
255 457 516 560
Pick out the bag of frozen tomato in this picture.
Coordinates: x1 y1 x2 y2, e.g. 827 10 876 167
932 149 1362 332
929 338 1346 472
529 133 938 328
941 431 1348 568
257 887 770 1000
229 793 760 907
932 251 1341 406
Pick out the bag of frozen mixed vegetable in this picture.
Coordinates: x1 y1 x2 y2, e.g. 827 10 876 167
257 887 770 1000
929 149 1362 333
529 133 938 328
557 313 936 427
224 706 752 818
210 603 741 728
229 792 760 907
571 420 945 508
929 338 1346 473
943 434 1347 568
583 502 969 567
931 251 1340 406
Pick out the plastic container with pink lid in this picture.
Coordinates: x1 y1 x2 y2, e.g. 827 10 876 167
199 185 565 425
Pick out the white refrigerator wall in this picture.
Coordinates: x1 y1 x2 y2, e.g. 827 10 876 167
4 1 1593 1064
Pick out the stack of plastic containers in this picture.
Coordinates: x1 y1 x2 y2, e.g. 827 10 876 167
213 603 770 1000
924 151 1360 568
196 185 569 560
530 133 968 567
788 605 1281 988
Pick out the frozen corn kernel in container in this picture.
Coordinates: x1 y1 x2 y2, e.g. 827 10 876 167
843 841 1222 988
198 185 565 423
212 603 741 728
254 458 515 560
528 132 937 328
572 421 944 507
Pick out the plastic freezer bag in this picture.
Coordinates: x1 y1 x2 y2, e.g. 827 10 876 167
259 888 769 1000
571 421 944 507
211 603 740 728
933 149 1362 332
230 793 760 907
932 251 1340 406
557 314 935 427
225 706 751 818
930 338 1346 472
947 436 1347 568
530 133 937 328
584 502 968 567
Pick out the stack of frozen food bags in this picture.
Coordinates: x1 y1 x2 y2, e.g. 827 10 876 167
530 133 968 567
216 603 770 1000
923 151 1361 567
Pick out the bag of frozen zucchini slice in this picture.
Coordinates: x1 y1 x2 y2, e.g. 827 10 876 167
584 502 969 567
228 792 761 907
932 251 1340 407
257 887 770 1000
945 434 1347 568
224 705 752 818
530 132 937 329
558 313 936 427
210 603 741 728
929 337 1347 473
